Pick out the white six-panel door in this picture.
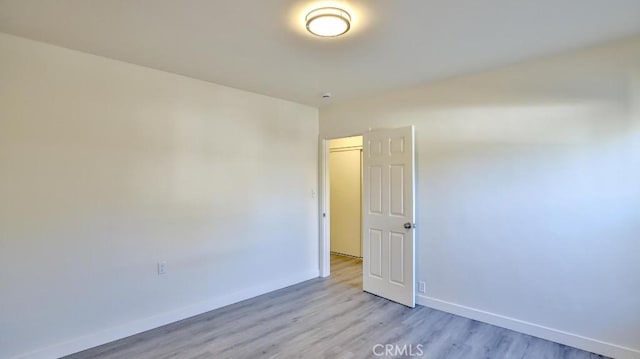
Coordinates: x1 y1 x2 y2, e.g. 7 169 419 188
362 126 415 307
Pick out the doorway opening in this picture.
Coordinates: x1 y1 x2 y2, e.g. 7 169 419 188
321 126 416 307
326 135 364 284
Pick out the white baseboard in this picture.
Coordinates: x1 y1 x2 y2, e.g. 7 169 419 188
14 270 319 359
416 295 640 359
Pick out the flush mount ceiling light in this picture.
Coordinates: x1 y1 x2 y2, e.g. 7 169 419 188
305 7 351 37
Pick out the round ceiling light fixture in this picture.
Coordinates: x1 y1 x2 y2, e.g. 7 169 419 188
305 7 351 37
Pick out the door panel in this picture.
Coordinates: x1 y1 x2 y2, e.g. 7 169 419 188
362 126 415 307
390 164 405 216
369 229 383 277
390 231 405 285
369 166 383 214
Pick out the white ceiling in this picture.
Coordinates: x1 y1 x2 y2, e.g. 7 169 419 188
1 0 639 107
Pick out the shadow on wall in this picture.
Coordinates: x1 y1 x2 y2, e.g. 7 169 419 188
320 36 640 353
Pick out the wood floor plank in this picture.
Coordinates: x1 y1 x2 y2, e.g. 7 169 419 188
64 254 608 359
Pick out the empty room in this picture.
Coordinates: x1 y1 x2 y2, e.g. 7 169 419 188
1 1 639 358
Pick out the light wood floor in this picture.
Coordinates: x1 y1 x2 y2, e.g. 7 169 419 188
66 255 607 359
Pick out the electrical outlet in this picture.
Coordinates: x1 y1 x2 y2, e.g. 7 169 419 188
157 261 167 275
418 281 426 294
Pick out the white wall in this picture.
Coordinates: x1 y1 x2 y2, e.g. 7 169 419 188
321 37 640 358
0 33 319 359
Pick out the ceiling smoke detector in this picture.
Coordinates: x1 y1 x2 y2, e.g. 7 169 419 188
305 7 351 37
